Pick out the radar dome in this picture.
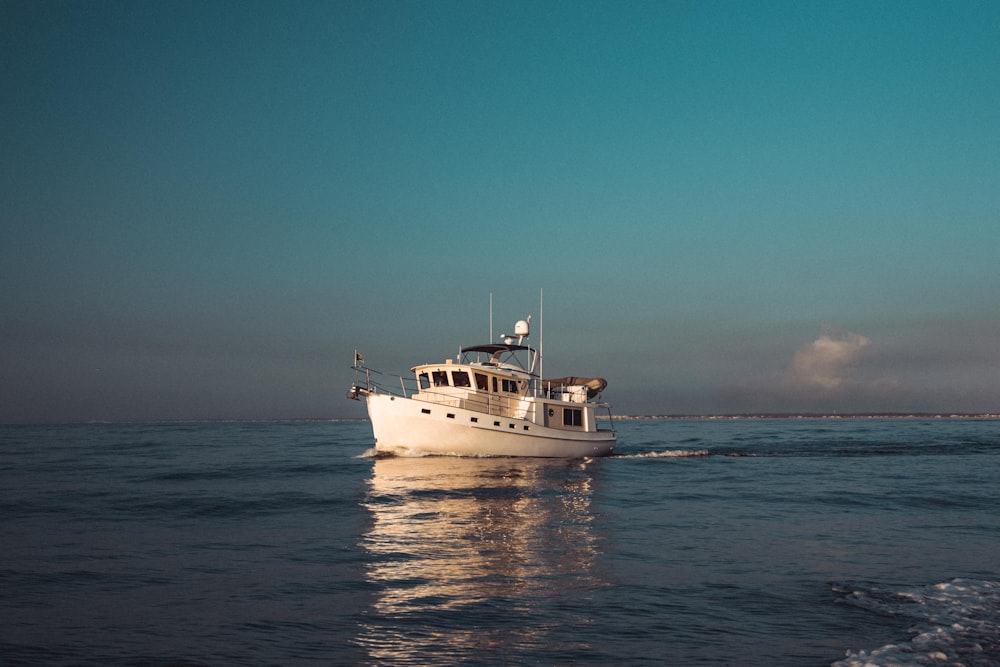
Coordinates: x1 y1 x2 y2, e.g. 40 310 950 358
514 319 530 337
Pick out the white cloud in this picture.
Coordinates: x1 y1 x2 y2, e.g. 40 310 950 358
788 328 872 391
707 320 1000 414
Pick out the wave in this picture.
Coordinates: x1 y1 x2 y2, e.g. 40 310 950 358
616 449 711 459
832 578 1000 666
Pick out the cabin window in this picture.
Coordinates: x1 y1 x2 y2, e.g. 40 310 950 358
452 371 471 387
475 373 488 391
418 373 430 389
432 370 449 387
502 379 519 393
492 377 498 393
563 408 582 427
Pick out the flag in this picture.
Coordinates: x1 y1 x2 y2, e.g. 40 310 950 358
355 351 365 365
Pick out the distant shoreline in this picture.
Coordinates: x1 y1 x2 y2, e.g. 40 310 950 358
2 414 997 426
605 413 1000 420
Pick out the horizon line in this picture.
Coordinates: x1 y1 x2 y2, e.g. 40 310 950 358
3 412 999 426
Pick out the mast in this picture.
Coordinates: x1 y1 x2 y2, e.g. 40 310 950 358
539 288 543 396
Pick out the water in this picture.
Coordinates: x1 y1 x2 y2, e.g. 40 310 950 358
1 418 997 665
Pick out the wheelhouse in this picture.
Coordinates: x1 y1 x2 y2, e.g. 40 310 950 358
407 342 609 433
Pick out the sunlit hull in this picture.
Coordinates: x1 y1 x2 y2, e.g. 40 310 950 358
366 393 615 458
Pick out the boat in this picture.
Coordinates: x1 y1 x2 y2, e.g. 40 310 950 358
347 315 616 457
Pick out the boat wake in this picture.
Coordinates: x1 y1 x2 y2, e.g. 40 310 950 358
616 449 711 459
832 578 1000 666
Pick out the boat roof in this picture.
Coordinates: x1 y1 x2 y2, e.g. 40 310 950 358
457 343 536 372
460 344 533 356
416 343 609 398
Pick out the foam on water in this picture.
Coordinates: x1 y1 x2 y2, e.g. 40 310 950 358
617 449 711 458
832 578 1000 666
359 446 717 460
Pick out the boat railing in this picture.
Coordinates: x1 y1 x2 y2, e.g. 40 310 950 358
350 364 414 399
598 404 616 432
414 388 525 418
351 365 546 419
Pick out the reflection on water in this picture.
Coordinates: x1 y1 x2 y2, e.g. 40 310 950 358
355 455 606 665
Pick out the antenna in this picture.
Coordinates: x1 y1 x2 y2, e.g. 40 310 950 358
539 288 543 388
489 293 493 344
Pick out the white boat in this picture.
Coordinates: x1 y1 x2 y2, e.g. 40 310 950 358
347 316 616 457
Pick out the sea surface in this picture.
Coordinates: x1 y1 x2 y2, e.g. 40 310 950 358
1 418 998 666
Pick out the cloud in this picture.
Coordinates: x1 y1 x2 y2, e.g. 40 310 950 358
788 327 872 391
707 319 1000 414
708 326 896 413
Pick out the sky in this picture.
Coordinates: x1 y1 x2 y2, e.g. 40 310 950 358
2 0 999 423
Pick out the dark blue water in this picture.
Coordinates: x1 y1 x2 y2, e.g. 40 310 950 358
1 419 997 665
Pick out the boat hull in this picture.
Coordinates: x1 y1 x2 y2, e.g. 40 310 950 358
365 393 615 458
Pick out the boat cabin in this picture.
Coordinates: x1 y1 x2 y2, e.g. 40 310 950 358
409 343 606 432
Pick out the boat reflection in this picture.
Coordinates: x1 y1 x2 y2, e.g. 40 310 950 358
355 455 606 664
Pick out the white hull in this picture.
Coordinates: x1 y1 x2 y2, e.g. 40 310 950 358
366 393 615 458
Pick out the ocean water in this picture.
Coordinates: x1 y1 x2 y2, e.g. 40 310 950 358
1 418 997 666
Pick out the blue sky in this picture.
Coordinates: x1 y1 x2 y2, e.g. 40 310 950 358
2 0 998 422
